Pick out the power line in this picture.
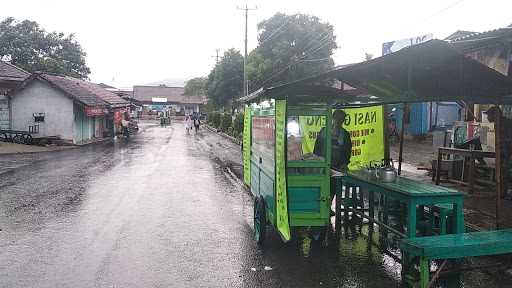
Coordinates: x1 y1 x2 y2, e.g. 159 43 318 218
299 57 331 62
259 18 292 45
420 0 467 23
249 32 333 91
211 49 220 64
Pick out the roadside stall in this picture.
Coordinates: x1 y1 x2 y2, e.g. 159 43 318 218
241 40 512 287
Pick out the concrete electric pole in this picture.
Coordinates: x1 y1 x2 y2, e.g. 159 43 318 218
237 4 257 98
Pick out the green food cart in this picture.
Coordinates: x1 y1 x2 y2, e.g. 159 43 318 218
241 85 387 244
246 100 332 243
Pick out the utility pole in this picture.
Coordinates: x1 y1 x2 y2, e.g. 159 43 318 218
237 4 257 98
211 49 220 64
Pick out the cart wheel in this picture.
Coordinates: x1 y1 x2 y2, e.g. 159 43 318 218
254 196 266 245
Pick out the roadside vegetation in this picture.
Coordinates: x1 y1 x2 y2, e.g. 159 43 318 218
193 12 337 140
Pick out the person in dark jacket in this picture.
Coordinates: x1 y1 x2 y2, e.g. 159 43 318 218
314 110 352 172
314 110 352 205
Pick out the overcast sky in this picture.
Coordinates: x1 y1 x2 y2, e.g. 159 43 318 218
2 0 511 88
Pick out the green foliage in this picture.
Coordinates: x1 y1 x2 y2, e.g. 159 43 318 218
209 112 221 129
220 113 232 132
184 77 207 96
247 13 337 92
0 17 90 79
206 49 244 108
233 112 244 137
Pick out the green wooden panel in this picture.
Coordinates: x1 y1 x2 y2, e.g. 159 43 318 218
400 229 512 259
288 187 320 213
288 175 330 227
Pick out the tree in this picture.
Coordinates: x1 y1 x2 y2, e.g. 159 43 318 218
247 13 337 92
0 17 90 79
206 49 243 109
184 77 207 96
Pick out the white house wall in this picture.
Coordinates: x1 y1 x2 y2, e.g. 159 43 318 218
11 80 74 141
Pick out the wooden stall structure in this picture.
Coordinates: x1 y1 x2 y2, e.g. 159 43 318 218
241 39 512 287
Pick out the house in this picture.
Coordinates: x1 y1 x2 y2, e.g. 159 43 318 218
0 61 30 129
448 25 512 119
10 73 128 144
132 85 207 115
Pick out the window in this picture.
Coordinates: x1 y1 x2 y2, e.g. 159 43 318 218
33 113 45 123
251 116 275 174
287 116 326 161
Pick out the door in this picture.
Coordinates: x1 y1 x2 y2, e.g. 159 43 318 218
74 104 84 144
0 96 9 130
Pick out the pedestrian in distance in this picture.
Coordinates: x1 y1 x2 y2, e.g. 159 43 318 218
193 114 201 134
185 115 193 135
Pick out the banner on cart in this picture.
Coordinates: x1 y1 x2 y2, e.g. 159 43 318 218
299 106 385 170
243 106 252 186
275 100 291 242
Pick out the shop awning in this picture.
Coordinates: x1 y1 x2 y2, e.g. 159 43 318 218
241 40 512 105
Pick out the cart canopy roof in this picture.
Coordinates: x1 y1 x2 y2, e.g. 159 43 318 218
240 40 512 105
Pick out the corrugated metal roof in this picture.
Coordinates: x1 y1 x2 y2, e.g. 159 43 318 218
449 27 512 42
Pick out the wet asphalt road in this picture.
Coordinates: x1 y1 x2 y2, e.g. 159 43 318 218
0 122 507 288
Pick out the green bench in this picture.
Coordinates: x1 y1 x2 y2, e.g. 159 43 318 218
400 229 512 288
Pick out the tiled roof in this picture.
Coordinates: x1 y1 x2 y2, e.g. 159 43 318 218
97 83 117 89
133 85 206 104
0 61 29 82
35 74 129 107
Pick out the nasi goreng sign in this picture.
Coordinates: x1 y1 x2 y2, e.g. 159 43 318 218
299 106 385 171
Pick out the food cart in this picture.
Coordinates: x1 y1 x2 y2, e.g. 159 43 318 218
241 39 512 287
241 84 387 243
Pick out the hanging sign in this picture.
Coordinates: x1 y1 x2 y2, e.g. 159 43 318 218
243 105 252 186
85 106 107 116
275 100 291 242
299 106 385 170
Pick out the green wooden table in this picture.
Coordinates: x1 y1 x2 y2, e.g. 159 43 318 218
340 171 465 238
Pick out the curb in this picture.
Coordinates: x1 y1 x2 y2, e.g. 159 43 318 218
204 125 242 146
0 146 77 156
0 137 113 156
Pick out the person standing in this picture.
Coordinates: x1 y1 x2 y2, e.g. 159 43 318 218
185 115 193 134
193 113 201 133
314 110 352 206
121 113 130 138
314 110 352 172
487 106 512 198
